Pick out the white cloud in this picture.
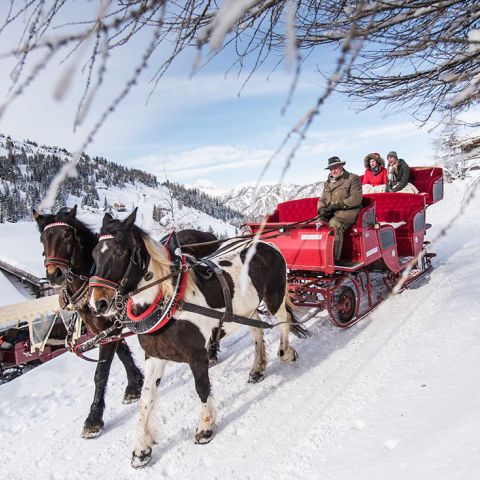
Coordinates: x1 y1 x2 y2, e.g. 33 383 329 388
128 144 274 181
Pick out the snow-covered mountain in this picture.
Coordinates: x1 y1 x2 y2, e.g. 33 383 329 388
222 182 324 220
193 180 324 220
185 178 326 222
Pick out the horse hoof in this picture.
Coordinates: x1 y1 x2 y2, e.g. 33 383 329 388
248 371 265 384
279 347 298 362
194 428 214 444
131 448 152 468
208 357 218 368
122 390 141 404
81 422 103 439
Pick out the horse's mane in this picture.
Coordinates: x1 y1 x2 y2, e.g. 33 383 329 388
142 235 174 299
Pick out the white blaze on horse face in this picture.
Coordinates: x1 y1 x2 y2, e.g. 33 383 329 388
100 242 109 254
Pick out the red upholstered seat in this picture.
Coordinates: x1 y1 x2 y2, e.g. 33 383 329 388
409 167 443 204
364 193 425 227
270 197 319 223
364 193 426 256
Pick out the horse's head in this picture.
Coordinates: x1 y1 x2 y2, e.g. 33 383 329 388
33 205 94 286
89 208 151 316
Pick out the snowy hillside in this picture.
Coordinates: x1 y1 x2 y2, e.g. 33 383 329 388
0 184 236 283
1 177 479 479
0 133 243 229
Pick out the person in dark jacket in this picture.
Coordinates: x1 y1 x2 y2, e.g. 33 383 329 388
317 156 363 261
362 152 387 193
385 151 418 193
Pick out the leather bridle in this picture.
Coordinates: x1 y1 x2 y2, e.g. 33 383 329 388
89 234 150 311
42 222 78 271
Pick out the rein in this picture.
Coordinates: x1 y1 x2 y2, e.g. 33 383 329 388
180 214 322 250
123 214 322 298
71 215 321 359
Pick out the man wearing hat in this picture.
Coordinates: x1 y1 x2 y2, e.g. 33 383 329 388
317 156 363 261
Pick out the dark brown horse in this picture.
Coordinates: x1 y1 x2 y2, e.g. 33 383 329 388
88 209 308 467
34 206 219 438
34 205 144 438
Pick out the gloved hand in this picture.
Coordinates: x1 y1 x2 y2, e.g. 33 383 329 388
318 207 328 217
385 185 393 192
327 202 344 212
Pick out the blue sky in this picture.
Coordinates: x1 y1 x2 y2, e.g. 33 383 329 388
0 2 441 188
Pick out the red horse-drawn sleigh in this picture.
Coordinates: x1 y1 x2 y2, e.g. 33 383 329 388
247 166 443 327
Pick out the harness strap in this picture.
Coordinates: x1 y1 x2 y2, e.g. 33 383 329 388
179 301 273 330
126 267 185 298
44 256 71 268
71 319 134 362
202 259 233 344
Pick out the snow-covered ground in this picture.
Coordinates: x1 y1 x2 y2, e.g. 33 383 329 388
1 178 479 479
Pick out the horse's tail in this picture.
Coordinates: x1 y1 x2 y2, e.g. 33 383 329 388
285 291 312 338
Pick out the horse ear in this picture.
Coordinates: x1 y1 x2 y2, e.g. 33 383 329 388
33 209 46 230
32 209 41 222
68 205 77 217
123 207 138 228
102 212 113 228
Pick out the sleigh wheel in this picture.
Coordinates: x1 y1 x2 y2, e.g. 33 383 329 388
330 286 357 327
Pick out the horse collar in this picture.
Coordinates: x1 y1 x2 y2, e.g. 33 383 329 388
122 256 188 335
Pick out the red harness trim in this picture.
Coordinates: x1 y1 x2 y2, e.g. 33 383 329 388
125 256 189 334
126 291 164 321
89 276 119 290
44 256 70 267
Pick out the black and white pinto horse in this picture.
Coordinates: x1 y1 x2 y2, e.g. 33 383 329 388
88 209 308 468
34 205 218 439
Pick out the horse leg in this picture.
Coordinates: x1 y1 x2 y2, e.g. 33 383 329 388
189 357 216 444
206 327 225 367
116 339 144 404
264 290 298 362
82 342 117 438
274 301 298 362
131 357 166 468
248 322 267 383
